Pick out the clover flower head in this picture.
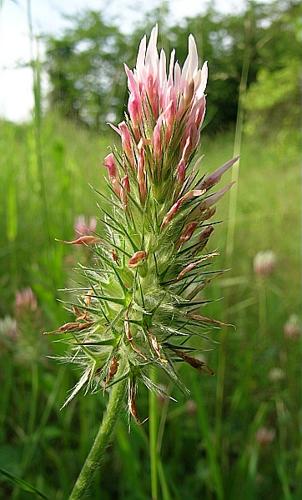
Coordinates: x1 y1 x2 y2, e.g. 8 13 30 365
284 314 301 339
54 26 237 420
253 250 277 277
15 288 37 315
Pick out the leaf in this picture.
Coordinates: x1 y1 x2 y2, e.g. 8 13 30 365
0 467 48 499
61 367 90 409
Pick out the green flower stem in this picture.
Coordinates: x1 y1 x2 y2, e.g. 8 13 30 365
257 278 267 337
69 374 127 499
149 367 159 500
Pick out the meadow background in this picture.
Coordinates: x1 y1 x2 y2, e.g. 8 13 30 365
0 0 301 498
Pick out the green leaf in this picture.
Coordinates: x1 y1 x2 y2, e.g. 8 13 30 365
0 467 48 499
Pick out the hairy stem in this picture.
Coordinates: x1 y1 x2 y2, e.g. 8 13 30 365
69 373 127 499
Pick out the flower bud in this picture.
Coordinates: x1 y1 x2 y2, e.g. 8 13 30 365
177 159 186 184
152 116 163 161
103 153 117 179
198 225 214 251
128 250 147 268
200 156 239 191
194 96 206 128
128 96 141 140
161 190 205 228
200 207 216 221
165 97 176 143
146 74 159 118
201 182 235 209
137 141 147 203
121 175 130 208
105 357 119 385
61 235 101 245
118 121 134 167
178 222 198 246
177 252 218 280
104 153 121 196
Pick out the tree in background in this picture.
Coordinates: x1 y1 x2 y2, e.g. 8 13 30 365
46 12 131 130
45 0 301 134
244 1 301 135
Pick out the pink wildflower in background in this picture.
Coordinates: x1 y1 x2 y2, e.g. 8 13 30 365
253 250 277 277
284 314 301 339
15 287 37 315
74 215 97 237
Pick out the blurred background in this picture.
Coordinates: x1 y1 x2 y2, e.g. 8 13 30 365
0 0 301 498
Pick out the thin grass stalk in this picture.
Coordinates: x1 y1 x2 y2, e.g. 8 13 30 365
257 278 267 336
0 360 13 441
69 367 127 499
131 407 171 499
225 47 250 262
149 367 159 500
27 0 50 246
20 368 66 473
157 461 171 500
215 15 252 457
28 363 39 435
115 423 142 493
6 177 18 289
275 398 293 500
157 384 172 454
190 371 223 499
12 365 60 500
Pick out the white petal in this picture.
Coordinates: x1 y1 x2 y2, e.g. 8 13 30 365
188 35 199 78
146 24 159 74
168 49 175 83
193 69 202 89
182 54 189 82
136 35 146 75
182 34 199 83
174 61 181 90
159 48 167 87
196 61 208 98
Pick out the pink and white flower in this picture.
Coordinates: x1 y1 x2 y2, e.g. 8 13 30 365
125 25 208 160
74 215 97 237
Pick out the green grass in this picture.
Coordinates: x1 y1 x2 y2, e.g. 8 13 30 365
0 114 300 499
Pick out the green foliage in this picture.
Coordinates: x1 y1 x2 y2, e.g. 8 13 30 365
245 60 300 134
244 1 302 134
0 467 47 499
0 0 301 497
45 1 301 134
46 12 134 129
0 115 301 498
